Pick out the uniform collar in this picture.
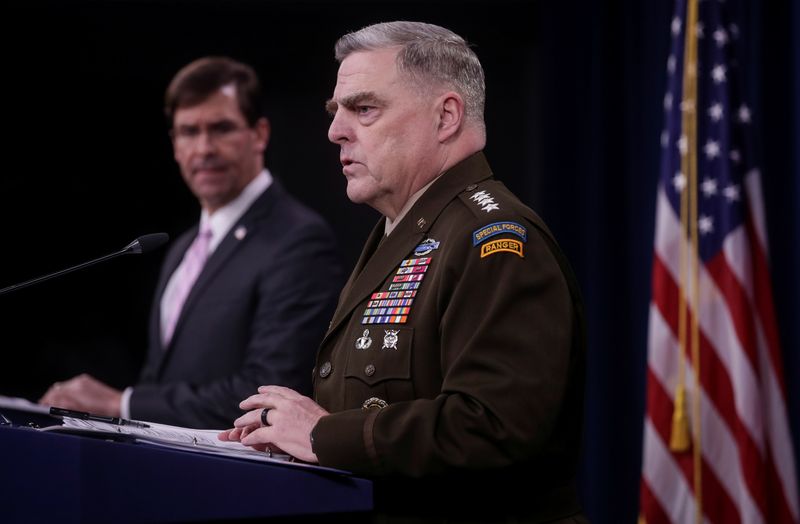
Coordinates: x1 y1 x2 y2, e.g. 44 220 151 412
323 151 493 344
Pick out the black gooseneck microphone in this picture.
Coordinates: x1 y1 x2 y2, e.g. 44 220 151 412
0 232 169 296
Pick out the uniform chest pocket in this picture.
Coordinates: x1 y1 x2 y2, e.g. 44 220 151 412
344 326 413 386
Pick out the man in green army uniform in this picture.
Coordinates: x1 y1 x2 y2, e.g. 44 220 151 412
221 21 588 524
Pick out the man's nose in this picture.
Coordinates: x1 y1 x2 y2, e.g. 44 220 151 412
195 130 219 153
328 111 352 144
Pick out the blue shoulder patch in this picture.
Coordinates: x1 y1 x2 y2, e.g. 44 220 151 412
472 221 528 246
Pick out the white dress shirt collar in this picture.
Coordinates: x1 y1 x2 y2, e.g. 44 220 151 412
200 169 272 253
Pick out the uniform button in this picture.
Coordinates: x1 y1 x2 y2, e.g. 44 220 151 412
364 364 376 377
319 361 332 378
362 397 388 411
466 184 478 191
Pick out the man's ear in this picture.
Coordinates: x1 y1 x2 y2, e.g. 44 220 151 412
437 91 465 142
254 117 271 152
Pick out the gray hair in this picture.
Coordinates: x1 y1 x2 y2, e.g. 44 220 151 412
334 21 485 125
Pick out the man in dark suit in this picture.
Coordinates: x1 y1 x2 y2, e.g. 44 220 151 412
221 23 587 523
40 57 342 429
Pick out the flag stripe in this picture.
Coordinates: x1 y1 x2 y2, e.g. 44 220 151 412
705 251 759 377
722 227 754 304
649 295 766 522
643 417 700 524
643 282 796 523
654 189 765 449
645 366 744 524
764 446 798 524
746 213 800 520
723 206 799 520
641 478 674 524
650 226 797 522
745 214 789 396
653 189 798 523
743 170 768 258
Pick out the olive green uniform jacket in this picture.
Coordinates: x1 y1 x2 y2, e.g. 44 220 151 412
312 152 586 522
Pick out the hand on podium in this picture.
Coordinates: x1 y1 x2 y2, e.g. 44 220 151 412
39 373 122 417
218 385 327 464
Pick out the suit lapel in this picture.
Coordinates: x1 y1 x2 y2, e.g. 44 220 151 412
322 152 494 345
149 229 196 355
163 182 280 352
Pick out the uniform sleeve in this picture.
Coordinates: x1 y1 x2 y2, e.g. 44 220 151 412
313 216 576 476
131 221 343 429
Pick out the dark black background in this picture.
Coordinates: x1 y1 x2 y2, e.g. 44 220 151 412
2 1 798 522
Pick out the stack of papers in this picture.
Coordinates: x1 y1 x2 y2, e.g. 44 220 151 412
0 395 345 474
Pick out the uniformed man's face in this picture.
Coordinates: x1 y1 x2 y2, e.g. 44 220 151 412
326 48 442 218
172 88 269 213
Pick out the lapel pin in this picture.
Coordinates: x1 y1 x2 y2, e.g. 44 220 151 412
234 226 247 240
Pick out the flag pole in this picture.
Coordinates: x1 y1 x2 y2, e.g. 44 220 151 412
680 0 703 521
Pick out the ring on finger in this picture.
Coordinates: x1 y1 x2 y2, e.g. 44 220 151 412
260 408 271 427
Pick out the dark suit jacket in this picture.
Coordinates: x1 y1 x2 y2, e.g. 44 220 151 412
132 180 343 429
311 152 586 522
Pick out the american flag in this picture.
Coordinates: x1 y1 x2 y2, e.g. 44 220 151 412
640 0 799 522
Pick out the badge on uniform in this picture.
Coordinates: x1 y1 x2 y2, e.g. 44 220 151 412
480 238 524 258
382 330 399 350
472 221 527 245
361 248 434 325
469 190 500 213
355 329 373 350
414 238 440 256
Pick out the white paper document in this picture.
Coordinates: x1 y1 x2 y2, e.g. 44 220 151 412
41 416 347 474
0 395 51 414
0 394 346 474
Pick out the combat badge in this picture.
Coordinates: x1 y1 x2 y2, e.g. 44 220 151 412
355 329 373 350
382 329 399 350
414 238 440 256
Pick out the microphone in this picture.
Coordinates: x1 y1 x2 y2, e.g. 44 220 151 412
121 232 170 255
0 233 169 296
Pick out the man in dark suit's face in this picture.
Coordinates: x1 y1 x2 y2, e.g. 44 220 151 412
171 87 270 214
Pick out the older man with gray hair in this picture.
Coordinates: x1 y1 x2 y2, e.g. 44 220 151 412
222 21 587 523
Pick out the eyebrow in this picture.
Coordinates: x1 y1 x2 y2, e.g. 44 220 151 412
325 91 384 115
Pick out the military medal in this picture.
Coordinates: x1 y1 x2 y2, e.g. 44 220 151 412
361 245 436 325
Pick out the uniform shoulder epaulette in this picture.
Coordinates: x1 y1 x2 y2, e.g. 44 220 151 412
456 182 531 259
458 180 556 243
457 180 512 218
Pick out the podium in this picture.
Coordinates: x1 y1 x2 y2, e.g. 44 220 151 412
0 423 372 523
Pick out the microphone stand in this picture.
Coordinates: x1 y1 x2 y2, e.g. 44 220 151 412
0 234 168 296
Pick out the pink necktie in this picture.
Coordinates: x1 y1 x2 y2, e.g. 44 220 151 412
161 226 213 346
